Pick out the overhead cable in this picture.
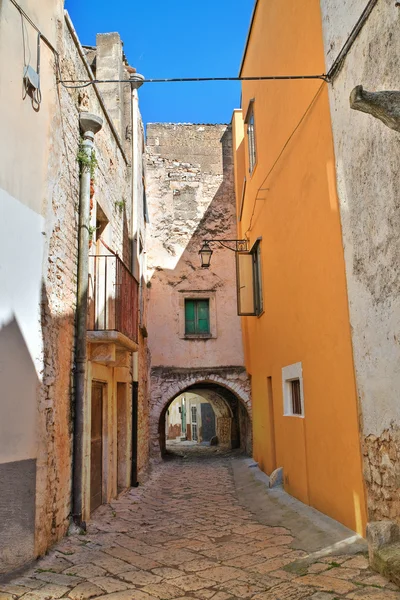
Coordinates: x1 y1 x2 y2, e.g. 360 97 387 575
57 75 328 89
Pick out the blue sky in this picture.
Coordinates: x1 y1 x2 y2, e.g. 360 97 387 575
64 0 254 125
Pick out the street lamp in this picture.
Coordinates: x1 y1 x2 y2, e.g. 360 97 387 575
199 239 248 268
199 241 213 268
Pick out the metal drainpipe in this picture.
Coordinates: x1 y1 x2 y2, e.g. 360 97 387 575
129 73 145 275
129 74 145 487
73 112 103 526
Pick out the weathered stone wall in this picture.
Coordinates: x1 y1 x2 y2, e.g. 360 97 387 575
320 0 400 523
0 8 150 572
33 18 134 556
137 328 150 481
146 124 245 369
145 124 251 458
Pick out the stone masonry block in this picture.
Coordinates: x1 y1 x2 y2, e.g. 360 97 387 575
367 521 400 550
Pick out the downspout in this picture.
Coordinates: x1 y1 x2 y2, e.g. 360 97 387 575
129 73 145 275
129 74 144 486
72 112 103 526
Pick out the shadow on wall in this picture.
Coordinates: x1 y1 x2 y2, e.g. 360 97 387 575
0 317 38 575
0 282 76 576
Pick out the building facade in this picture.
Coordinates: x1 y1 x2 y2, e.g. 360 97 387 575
320 0 400 526
145 124 252 459
232 0 367 535
0 1 149 574
166 393 216 443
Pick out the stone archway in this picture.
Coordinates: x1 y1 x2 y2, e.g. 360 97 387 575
150 366 252 459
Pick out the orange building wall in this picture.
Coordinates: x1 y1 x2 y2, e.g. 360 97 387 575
232 0 367 534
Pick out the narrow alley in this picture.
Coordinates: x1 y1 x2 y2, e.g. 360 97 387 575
2 0 400 595
1 453 399 600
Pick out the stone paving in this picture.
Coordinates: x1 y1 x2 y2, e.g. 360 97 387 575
1 453 400 600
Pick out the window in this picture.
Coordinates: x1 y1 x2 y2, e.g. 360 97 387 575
290 380 302 415
185 299 210 335
236 238 263 316
179 292 217 339
245 99 257 174
282 363 305 417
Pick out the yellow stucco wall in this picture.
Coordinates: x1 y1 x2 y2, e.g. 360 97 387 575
233 0 367 534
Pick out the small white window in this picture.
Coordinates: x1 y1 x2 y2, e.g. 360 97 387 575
282 362 305 417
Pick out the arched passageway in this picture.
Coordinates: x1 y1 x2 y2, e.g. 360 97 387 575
154 380 252 458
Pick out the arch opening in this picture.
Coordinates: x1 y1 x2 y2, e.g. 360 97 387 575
158 382 252 457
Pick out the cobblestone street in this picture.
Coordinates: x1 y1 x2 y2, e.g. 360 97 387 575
1 454 399 600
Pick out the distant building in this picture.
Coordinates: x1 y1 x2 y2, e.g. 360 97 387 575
166 394 216 443
145 124 252 458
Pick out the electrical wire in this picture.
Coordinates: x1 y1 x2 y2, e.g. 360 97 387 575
244 81 325 238
56 74 328 88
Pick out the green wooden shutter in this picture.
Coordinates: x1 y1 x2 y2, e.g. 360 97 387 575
197 300 210 333
185 300 196 334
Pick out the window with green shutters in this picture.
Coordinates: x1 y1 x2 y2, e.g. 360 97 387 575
185 299 210 335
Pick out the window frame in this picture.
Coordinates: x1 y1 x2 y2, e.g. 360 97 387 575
252 238 263 316
178 291 217 339
244 98 257 175
282 362 305 418
184 298 210 336
236 237 263 317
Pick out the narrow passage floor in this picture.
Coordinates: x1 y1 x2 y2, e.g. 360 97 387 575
1 453 399 600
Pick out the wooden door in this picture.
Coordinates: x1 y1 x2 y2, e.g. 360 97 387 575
131 382 138 487
91 382 104 513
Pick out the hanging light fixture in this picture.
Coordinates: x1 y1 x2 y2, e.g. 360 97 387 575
199 241 213 268
198 239 248 268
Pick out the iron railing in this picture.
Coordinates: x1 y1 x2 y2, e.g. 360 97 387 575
87 255 139 344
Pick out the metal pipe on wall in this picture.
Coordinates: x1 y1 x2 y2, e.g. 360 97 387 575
72 112 103 526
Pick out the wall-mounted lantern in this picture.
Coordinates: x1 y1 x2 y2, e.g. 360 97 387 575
199 239 248 268
199 237 263 318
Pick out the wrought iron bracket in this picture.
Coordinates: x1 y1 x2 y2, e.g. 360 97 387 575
202 239 248 252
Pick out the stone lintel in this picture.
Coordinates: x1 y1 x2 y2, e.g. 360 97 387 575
89 342 116 364
87 330 138 353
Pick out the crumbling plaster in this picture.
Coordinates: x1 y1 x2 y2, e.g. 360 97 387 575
146 124 245 369
145 124 251 459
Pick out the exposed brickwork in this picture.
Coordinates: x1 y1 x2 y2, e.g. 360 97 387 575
362 428 400 523
32 17 150 560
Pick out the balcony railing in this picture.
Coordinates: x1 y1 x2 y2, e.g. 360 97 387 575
88 255 139 345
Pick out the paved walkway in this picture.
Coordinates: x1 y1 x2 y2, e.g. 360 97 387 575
1 454 400 600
